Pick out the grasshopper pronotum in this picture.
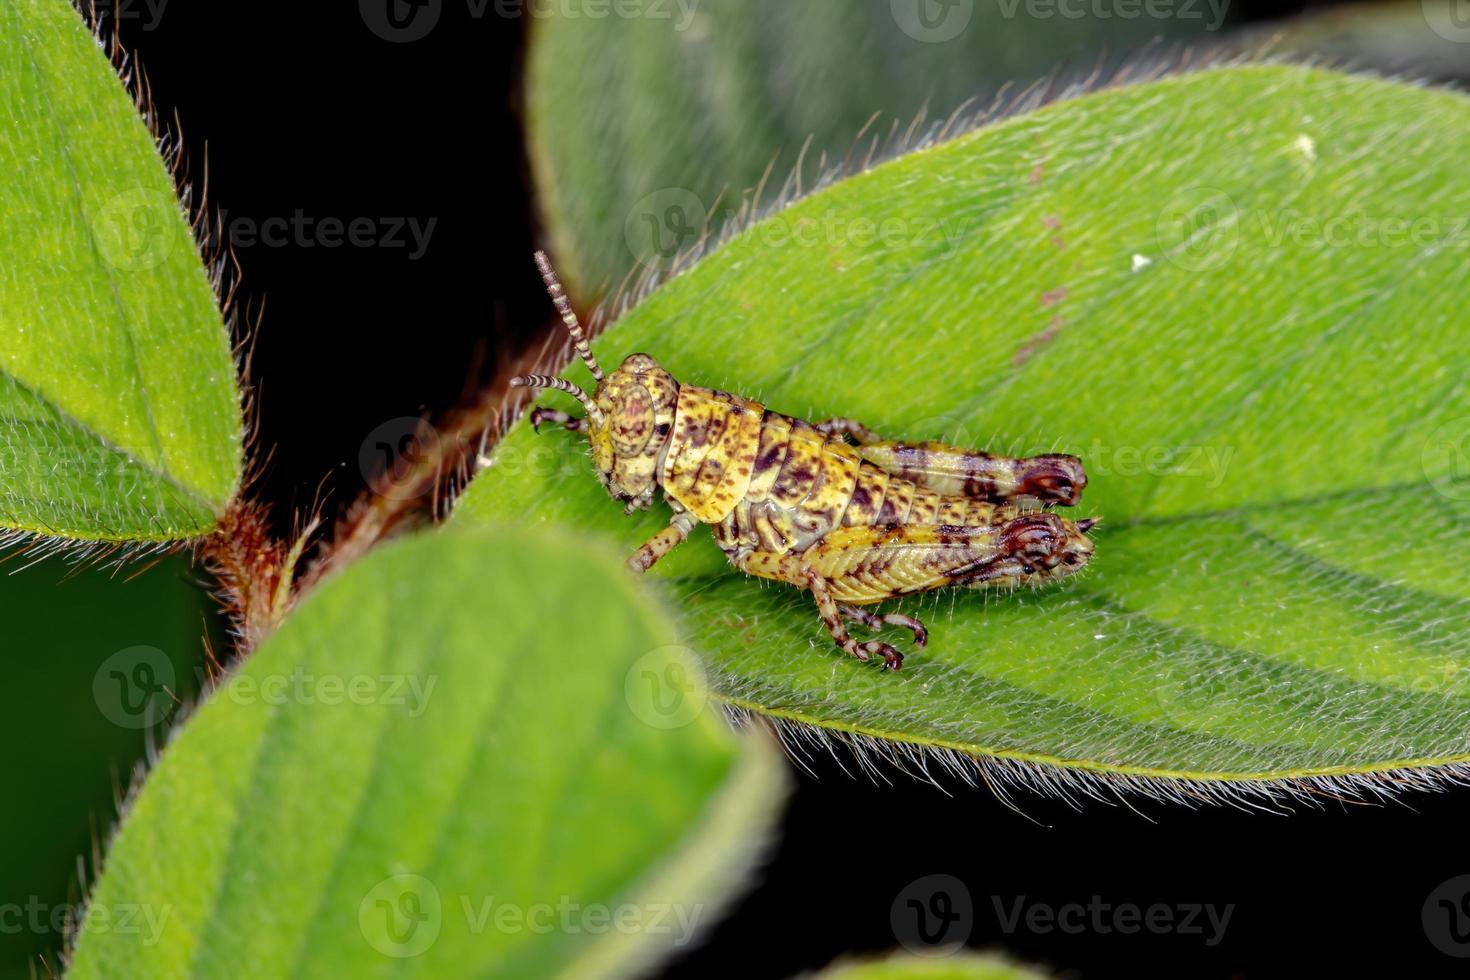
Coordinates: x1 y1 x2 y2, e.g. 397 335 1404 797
513 253 1097 670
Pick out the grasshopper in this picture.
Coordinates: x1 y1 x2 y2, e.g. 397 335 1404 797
512 252 1097 670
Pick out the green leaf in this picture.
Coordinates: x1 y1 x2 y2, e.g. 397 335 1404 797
0 558 209 980
460 65 1470 790
0 0 243 542
67 527 785 978
527 0 1213 303
815 952 1050 980
1244 0 1470 85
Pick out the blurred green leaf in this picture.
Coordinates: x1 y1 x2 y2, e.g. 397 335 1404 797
814 952 1050 980
1244 0 1470 86
527 0 1215 303
0 558 207 980
0 0 243 542
461 65 1470 788
68 527 785 978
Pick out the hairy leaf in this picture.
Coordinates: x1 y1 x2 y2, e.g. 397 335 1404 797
0 0 243 541
2 558 208 979
527 0 1215 303
460 65 1470 791
68 528 785 978
817 953 1051 980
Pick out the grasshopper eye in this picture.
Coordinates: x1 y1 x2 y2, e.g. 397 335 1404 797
609 384 655 456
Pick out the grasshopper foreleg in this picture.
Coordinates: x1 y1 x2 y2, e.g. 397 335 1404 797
529 407 587 434
627 510 697 573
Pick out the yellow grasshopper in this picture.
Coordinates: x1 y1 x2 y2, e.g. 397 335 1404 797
513 253 1096 670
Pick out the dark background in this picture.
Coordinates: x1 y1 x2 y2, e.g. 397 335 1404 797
12 1 1469 977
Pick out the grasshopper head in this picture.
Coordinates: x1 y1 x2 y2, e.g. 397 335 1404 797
586 354 679 505
510 253 679 508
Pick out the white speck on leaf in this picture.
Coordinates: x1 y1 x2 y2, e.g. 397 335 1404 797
1131 254 1152 272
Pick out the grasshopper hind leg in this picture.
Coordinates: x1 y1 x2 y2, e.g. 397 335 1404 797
815 418 1085 507
805 567 905 670
837 603 928 648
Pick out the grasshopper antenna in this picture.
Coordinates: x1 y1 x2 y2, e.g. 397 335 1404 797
535 250 603 383
509 374 603 422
